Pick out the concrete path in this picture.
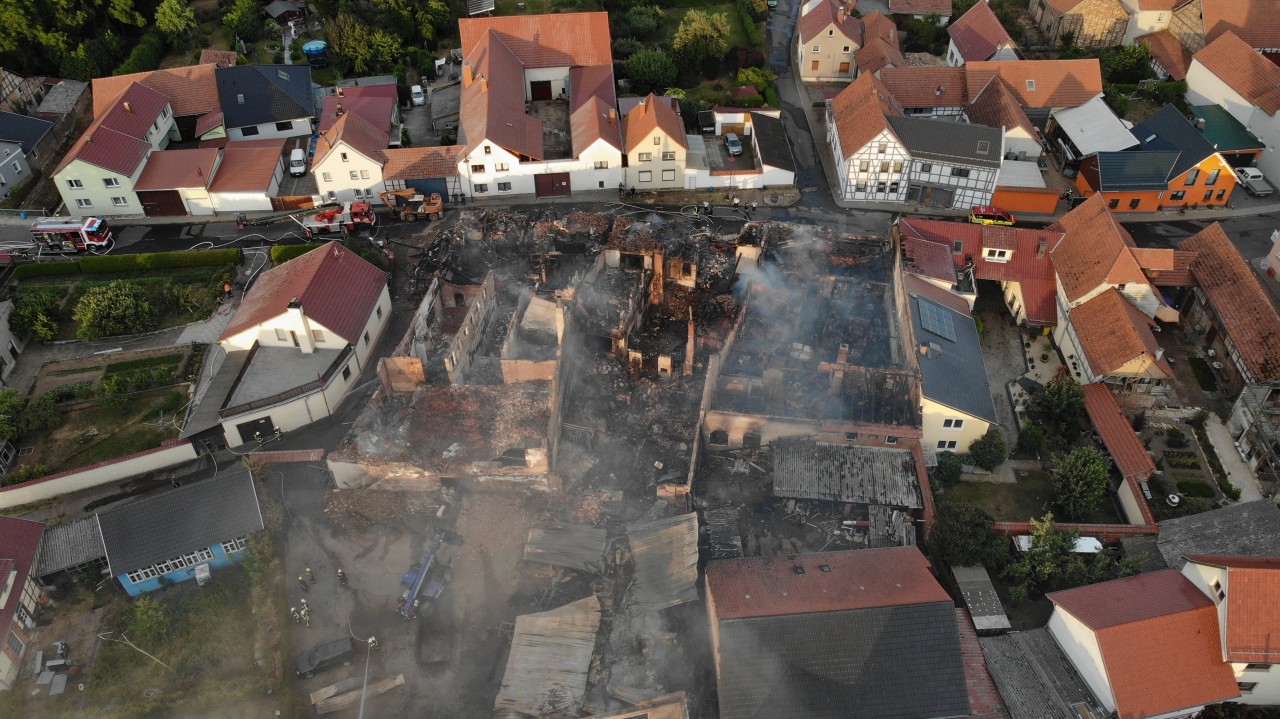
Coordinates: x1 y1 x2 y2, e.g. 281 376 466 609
1204 413 1264 502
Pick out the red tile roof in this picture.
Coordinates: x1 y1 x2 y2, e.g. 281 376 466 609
199 49 239 68
1203 1 1280 51
0 517 43 646
955 608 1010 719
318 86 397 133
947 1 1015 63
830 72 903 158
1070 289 1172 378
965 59 1103 108
1048 194 1148 303
1131 247 1197 286
890 0 952 15
92 64 219 118
98 83 170 139
966 76 1037 138
459 12 613 68
856 14 906 75
459 31 546 160
195 110 224 137
382 145 463 181
220 241 387 345
134 148 220 190
1182 222 1280 381
1049 570 1240 719
1193 31 1280 115
798 0 863 45
880 66 968 107
54 82 170 177
622 93 686 154
899 217 1059 324
904 273 971 314
313 111 389 168
208 139 287 193
1184 555 1280 663
1140 31 1192 81
1082 383 1156 480
705 547 949 620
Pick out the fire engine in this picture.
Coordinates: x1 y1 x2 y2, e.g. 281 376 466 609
28 217 114 253
300 201 376 238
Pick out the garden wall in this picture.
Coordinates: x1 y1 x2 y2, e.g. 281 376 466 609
0 439 199 509
993 476 1158 542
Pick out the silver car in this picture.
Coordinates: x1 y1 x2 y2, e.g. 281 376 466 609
724 133 743 157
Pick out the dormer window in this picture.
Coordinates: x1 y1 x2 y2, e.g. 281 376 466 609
984 248 1010 262
1026 80 1036 91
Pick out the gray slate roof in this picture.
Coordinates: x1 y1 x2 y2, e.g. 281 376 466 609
215 65 314 129
1156 499 1280 568
35 516 105 577
1091 150 1180 191
716 602 971 719
979 629 1102 719
750 112 796 173
98 469 264 575
0 111 53 154
772 437 923 508
37 79 88 116
1131 104 1217 180
910 295 999 423
887 115 1004 169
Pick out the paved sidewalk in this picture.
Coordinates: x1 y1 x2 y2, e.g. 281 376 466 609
1204 413 1264 502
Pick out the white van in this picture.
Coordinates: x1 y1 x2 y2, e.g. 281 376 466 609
289 148 307 177
411 85 426 107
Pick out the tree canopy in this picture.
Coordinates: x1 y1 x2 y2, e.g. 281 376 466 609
1051 446 1111 521
327 14 405 75
968 428 1008 471
156 0 197 46
0 0 151 74
72 280 157 340
673 10 731 69
930 503 1007 567
625 50 678 96
1036 369 1085 444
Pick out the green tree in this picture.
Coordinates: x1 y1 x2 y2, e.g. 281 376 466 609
130 596 169 644
72 280 157 340
930 451 963 488
19 394 63 434
1037 368 1085 442
0 388 24 441
155 0 197 46
372 0 450 43
736 66 777 93
1051 446 1111 521
930 503 1007 567
625 49 678 96
673 10 731 69
1019 421 1046 456
11 291 60 341
327 13 404 74
1002 513 1078 596
223 0 264 44
968 428 1008 471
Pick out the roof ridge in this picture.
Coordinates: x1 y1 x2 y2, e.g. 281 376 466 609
99 468 251 518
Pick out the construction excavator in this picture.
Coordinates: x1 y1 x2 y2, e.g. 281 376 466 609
378 189 445 222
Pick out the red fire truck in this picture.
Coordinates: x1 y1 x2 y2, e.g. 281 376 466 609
29 217 114 253
300 202 376 238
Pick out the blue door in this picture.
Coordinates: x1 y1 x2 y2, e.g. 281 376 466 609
407 179 447 196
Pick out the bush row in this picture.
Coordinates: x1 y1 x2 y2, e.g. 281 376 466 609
16 249 241 279
270 245 321 263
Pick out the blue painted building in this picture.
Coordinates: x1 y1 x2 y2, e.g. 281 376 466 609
96 469 264 597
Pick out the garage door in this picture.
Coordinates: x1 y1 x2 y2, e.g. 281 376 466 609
138 190 186 217
236 416 276 445
534 172 571 198
720 123 746 137
407 178 448 197
530 81 553 101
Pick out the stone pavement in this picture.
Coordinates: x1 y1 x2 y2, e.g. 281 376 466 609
1203 413 1264 502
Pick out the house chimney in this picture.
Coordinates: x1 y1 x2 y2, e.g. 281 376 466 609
336 103 345 117
1037 237 1047 259
123 101 132 114
839 7 846 23
462 62 474 86
336 86 344 98
918 342 929 356
608 108 617 124
480 76 488 93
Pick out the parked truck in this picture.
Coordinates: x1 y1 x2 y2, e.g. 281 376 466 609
28 217 114 253
300 201 377 238
396 529 461 619
378 189 444 222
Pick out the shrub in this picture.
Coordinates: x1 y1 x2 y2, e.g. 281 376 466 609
16 262 81 280
114 30 168 76
929 503 1007 567
732 94 765 108
1019 421 1046 456
270 244 321 264
1050 446 1111 521
729 46 765 71
969 429 1008 471
930 451 964 487
73 280 158 339
78 249 241 274
1165 427 1187 448
612 38 646 60
763 86 779 107
10 286 64 340
3 463 50 486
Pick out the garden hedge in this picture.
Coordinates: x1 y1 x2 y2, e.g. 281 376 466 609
270 244 320 263
16 249 241 279
15 262 82 279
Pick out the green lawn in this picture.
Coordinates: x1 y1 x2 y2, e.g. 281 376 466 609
21 390 184 474
939 470 1125 524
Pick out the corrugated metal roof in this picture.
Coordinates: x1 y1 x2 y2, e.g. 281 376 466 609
1156 499 1280 568
494 596 601 718
523 523 606 572
772 437 924 507
626 513 698 614
1051 95 1137 156
34 516 105 577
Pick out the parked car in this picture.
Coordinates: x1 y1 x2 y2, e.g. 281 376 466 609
967 205 1016 226
1234 166 1273 197
295 637 355 678
724 133 743 157
410 85 426 107
288 148 307 177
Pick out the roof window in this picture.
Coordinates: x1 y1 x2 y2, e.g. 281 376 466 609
1026 79 1036 91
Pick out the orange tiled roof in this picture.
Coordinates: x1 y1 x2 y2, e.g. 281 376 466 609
382 146 463 181
947 0 1015 63
798 0 863 45
856 12 904 74
966 76 1036 137
1184 555 1280 663
459 31 544 160
458 12 612 68
1131 247 1197 286
889 0 952 15
569 65 621 157
1048 194 1148 303
134 148 219 191
830 72 902 158
1182 222 1280 381
1203 1 1280 50
621 93 686 154
965 59 1103 108
92 64 219 118
313 111 388 168
1192 31 1280 115
199 49 239 68
208 139 287 193
880 67 967 107
53 83 169 177
1070 289 1172 377
1140 30 1192 81
1082 383 1157 480
1048 570 1240 719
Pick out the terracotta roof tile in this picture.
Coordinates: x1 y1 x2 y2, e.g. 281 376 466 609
313 111 388 168
195 111 224 137
459 12 612 68
880 66 968 107
965 59 1103 108
99 83 170 139
830 72 902 157
135 148 219 190
947 1 1015 63
1048 570 1240 719
1182 222 1280 381
382 145 463 181
1131 247 1197 286
706 547 950 620
0 517 44 644
904 274 970 314
966 76 1036 137
459 31 545 160
92 64 219 118
1192 31 1280 115
1184 555 1280 663
954 608 1010 719
318 86 397 133
889 0 952 15
568 65 622 156
1070 289 1171 377
54 83 169 177
1082 382 1156 479
1139 30 1191 81
622 93 686 154
798 0 863 45
208 139 287 193
220 242 386 345
199 49 239 68
1048 194 1148 303
856 14 905 75
1204 1 1280 50
901 232 962 282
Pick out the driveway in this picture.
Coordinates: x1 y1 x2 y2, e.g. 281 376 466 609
402 105 438 147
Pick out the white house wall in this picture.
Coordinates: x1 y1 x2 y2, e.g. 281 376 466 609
524 67 570 100
625 127 687 190
0 299 25 386
228 117 312 141
218 349 362 447
1185 59 1280 181
1122 5 1172 45
459 140 624 198
800 25 858 82
210 190 274 212
314 145 385 204
906 160 998 208
179 188 215 216
1048 609 1118 712
946 38 966 66
832 129 911 202
1005 127 1042 160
